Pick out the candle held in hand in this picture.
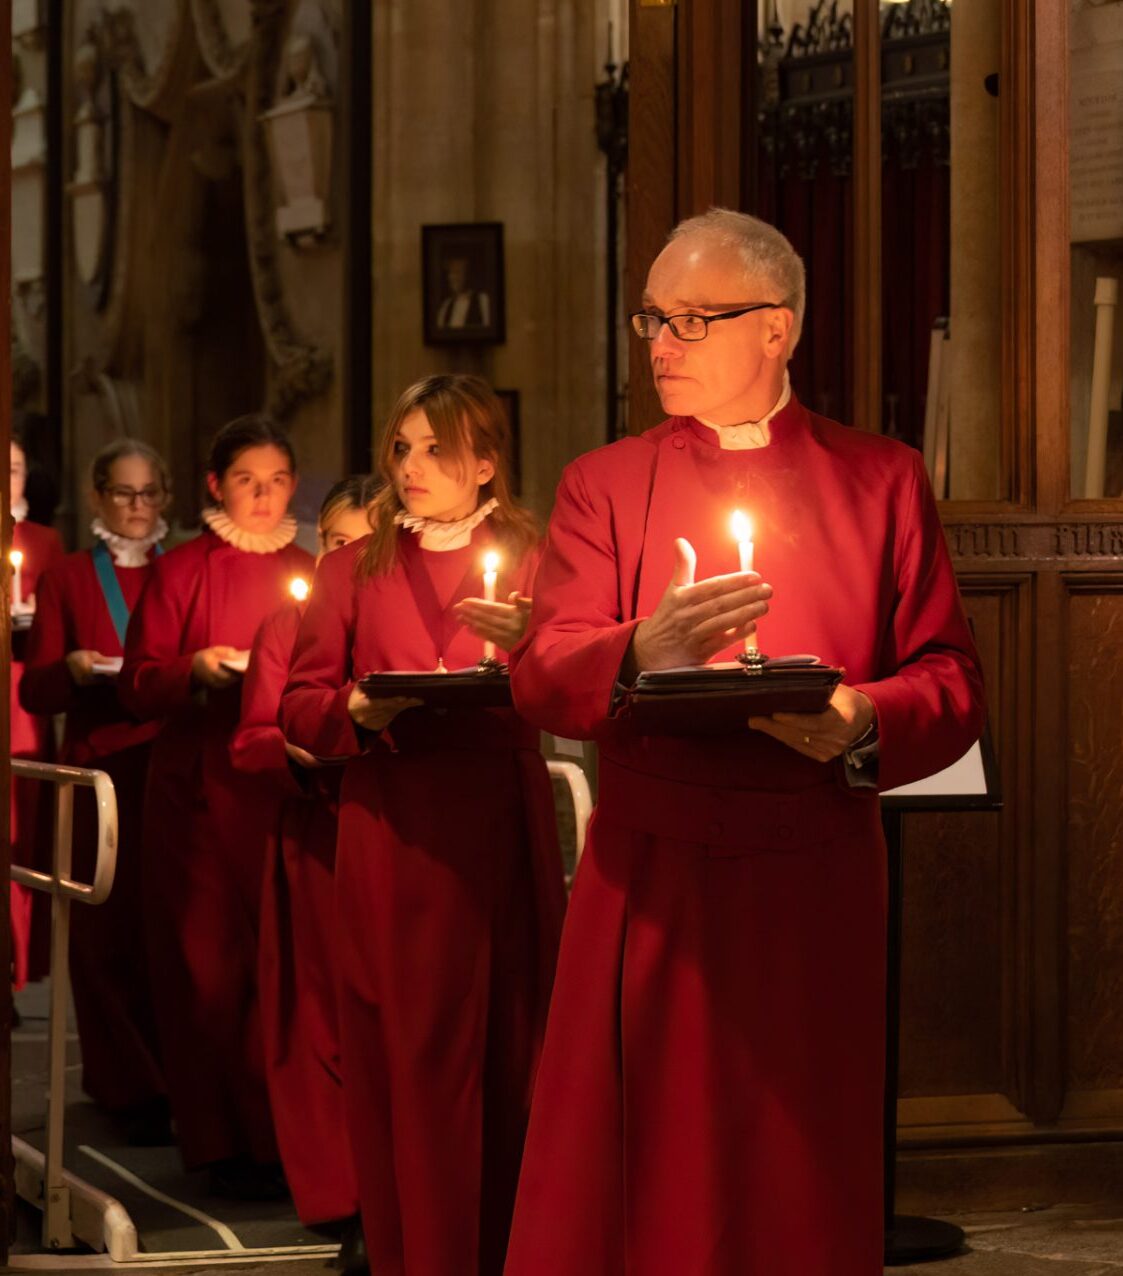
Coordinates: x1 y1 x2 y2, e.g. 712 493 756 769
730 511 758 653
482 550 501 661
289 576 310 603
10 549 24 610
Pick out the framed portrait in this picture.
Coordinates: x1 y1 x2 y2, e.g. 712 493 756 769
494 388 521 494
422 222 506 345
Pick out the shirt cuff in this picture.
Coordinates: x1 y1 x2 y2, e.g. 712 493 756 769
843 721 880 789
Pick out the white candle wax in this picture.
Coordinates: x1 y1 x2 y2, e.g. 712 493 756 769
482 551 500 661
10 549 23 610
730 512 758 654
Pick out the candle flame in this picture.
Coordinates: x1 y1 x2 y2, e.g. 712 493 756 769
289 577 310 603
730 511 752 543
9 549 23 569
482 550 501 575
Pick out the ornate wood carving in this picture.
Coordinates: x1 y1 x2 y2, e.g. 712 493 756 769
944 522 1123 563
98 0 189 116
191 0 251 81
243 0 332 419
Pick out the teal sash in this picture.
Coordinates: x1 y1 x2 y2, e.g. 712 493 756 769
92 540 162 647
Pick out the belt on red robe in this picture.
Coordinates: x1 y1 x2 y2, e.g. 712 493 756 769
596 754 880 853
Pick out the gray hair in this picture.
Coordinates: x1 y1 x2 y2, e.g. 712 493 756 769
668 208 806 354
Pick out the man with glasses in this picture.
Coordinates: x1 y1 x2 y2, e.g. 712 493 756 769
505 209 985 1275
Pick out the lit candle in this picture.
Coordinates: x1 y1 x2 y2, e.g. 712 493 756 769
730 511 757 654
289 576 310 603
10 549 24 610
482 550 500 661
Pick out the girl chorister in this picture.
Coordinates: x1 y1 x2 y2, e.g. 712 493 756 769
231 475 379 1265
119 416 312 1198
9 435 64 991
20 440 171 1143
281 375 566 1276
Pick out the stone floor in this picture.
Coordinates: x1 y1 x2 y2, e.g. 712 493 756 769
892 1205 1123 1274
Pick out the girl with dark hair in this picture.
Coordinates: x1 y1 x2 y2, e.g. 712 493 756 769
119 414 312 1197
9 434 64 991
281 375 565 1276
231 475 379 1262
20 439 171 1142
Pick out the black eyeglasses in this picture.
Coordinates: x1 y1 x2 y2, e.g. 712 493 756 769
102 486 166 508
630 303 782 342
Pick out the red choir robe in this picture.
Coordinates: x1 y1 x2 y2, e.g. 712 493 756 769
118 528 313 1169
280 530 566 1276
10 519 64 989
19 547 165 1112
230 600 358 1225
504 399 986 1276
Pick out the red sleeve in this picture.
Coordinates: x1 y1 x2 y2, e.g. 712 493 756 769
510 460 640 740
19 564 76 716
231 608 303 793
280 544 364 760
851 451 986 791
118 553 197 719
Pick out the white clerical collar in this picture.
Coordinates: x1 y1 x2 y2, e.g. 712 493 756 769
393 496 498 551
202 506 298 554
91 516 169 567
698 371 792 449
11 499 28 524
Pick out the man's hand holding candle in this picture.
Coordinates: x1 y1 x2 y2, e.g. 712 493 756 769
627 538 772 676
749 683 875 762
454 591 532 651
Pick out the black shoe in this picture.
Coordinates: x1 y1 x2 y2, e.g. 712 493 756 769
206 1158 290 1202
335 1214 368 1274
121 1097 174 1147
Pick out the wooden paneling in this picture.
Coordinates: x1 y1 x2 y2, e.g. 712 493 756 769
1065 585 1123 1099
626 0 676 435
851 0 881 434
627 0 1123 1212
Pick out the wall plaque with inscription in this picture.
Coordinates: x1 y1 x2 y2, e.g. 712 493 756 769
1071 2 1123 243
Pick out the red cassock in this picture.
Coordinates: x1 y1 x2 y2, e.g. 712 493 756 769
230 600 358 1225
280 531 566 1276
118 529 313 1169
10 519 64 989
505 399 986 1276
19 548 165 1112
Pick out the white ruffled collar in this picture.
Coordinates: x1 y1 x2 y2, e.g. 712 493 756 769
202 506 298 554
698 371 792 450
91 516 168 567
11 499 28 524
393 497 498 551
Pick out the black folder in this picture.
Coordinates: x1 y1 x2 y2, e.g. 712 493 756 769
358 666 512 709
617 655 843 735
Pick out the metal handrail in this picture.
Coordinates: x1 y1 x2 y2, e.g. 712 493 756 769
9 759 119 1252
546 759 592 866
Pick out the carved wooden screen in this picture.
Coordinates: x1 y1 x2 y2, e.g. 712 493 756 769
627 0 1123 1210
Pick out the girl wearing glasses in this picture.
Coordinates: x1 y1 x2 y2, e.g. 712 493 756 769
20 439 171 1142
119 415 312 1199
281 375 565 1276
9 433 64 994
230 475 379 1265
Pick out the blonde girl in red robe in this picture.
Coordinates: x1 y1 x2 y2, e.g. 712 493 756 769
119 415 312 1199
21 439 171 1143
9 435 64 991
231 475 379 1266
280 375 565 1276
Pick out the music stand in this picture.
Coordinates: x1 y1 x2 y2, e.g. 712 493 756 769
881 731 1002 1265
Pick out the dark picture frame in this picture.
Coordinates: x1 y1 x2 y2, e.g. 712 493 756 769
422 222 506 345
493 388 521 495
